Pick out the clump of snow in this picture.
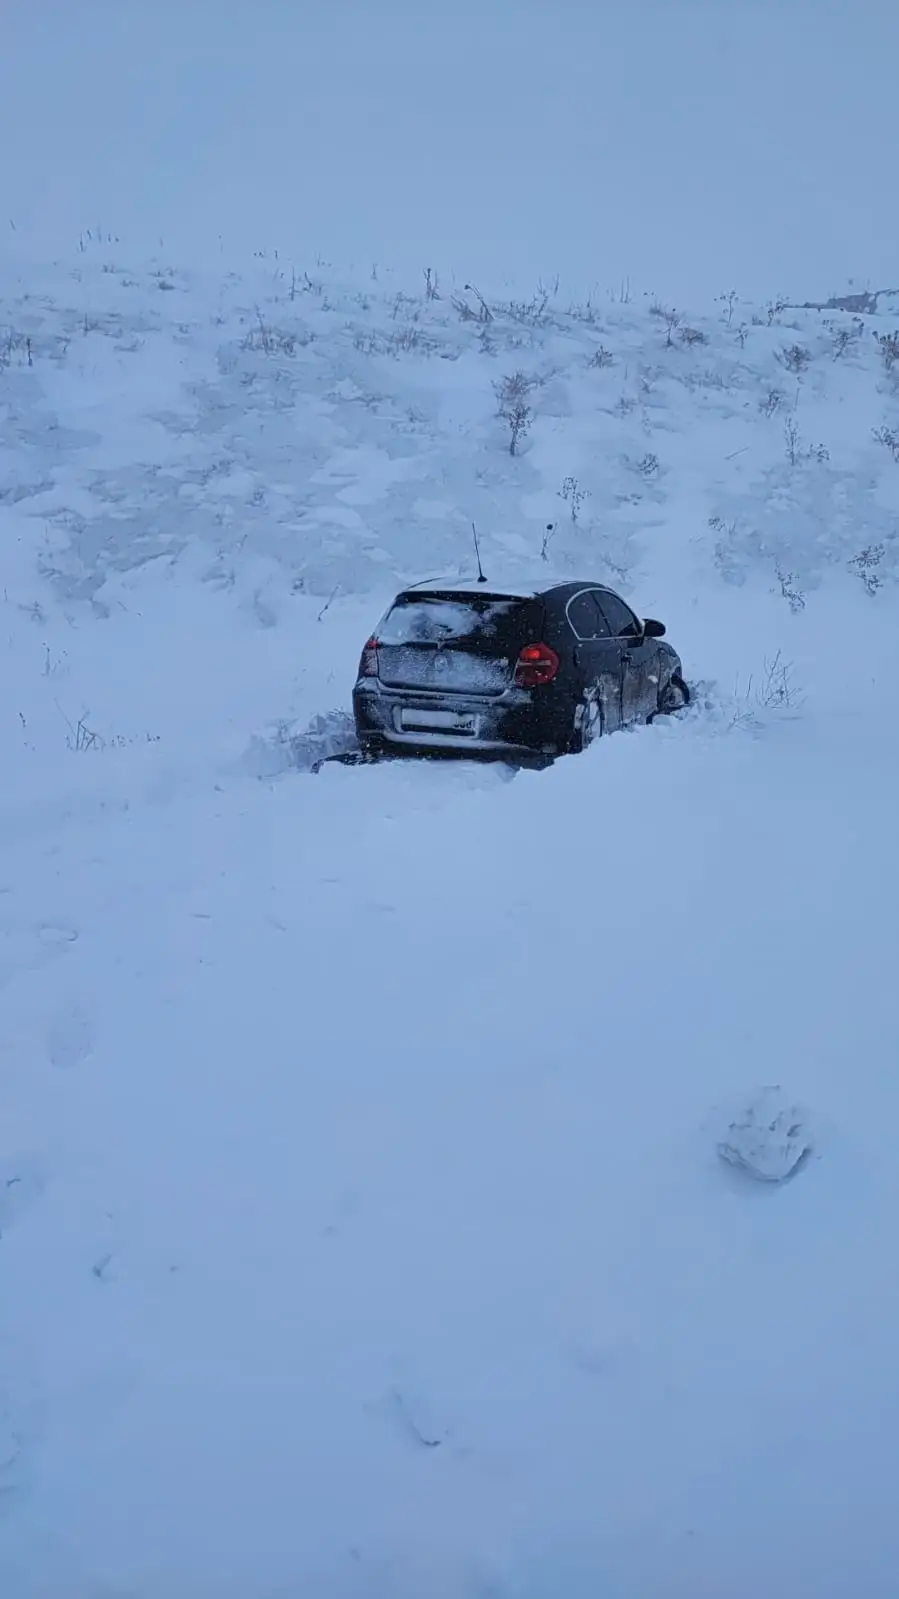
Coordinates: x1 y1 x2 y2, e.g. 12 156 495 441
716 1085 814 1184
2 243 899 1599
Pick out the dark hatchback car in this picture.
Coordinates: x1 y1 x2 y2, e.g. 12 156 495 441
352 579 689 760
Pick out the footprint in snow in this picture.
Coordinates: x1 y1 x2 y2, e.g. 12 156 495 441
36 921 80 949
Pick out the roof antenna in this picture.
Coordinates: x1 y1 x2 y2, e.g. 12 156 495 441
471 520 487 584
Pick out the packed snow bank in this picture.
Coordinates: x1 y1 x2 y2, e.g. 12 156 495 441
2 255 899 1597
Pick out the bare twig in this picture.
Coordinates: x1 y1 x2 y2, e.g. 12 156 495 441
774 563 806 612
317 585 339 622
462 282 493 322
753 650 803 710
872 425 899 463
776 343 811 375
874 330 899 372
493 371 533 455
388 1388 443 1449
559 475 589 523
849 544 886 594
650 303 682 347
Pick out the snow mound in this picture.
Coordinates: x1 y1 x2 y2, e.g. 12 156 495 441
717 1086 814 1184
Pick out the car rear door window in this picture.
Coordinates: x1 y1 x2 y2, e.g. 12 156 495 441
375 592 534 693
378 594 525 649
594 591 642 637
565 590 611 640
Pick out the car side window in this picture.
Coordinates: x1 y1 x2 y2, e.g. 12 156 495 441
595 591 642 637
565 590 612 640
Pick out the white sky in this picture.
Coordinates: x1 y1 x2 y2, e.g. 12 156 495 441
2 0 897 306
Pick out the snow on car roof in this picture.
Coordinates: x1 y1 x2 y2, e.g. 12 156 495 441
404 579 537 598
401 572 603 599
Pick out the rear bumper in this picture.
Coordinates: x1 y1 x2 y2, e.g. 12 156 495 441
353 680 565 756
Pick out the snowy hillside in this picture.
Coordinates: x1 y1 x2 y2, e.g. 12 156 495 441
2 240 899 1599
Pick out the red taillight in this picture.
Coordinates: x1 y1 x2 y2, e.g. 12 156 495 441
514 642 559 687
359 637 379 678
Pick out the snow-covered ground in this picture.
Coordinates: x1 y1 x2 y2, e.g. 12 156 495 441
3 5 899 1595
2 246 898 1599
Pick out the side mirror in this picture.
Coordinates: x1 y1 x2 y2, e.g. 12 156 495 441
643 617 666 638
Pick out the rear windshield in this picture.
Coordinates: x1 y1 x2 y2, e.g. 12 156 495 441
377 592 528 647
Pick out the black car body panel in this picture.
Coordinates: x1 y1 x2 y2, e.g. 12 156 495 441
352 579 685 758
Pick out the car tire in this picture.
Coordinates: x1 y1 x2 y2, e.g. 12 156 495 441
357 736 387 760
653 674 691 718
571 690 602 752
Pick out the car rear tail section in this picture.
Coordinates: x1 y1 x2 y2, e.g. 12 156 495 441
352 587 567 756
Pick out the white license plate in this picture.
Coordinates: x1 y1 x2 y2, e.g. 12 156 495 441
400 708 478 733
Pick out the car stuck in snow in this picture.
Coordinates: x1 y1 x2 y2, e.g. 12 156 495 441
352 578 689 761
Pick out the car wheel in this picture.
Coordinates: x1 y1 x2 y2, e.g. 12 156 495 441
572 689 602 751
357 735 387 760
654 674 691 717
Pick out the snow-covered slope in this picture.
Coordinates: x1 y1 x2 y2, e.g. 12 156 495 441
2 248 899 1598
